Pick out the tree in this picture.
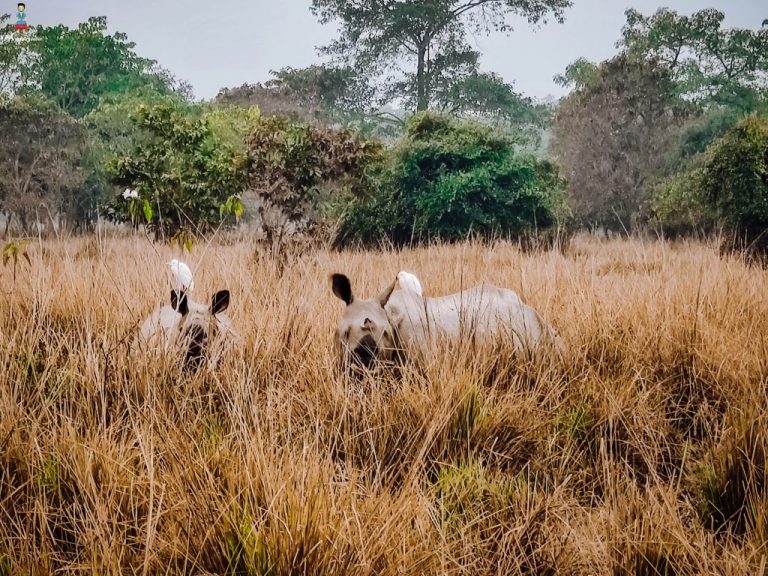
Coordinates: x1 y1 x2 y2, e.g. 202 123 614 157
435 69 549 135
338 112 566 246
620 8 768 112
0 95 84 234
215 67 365 126
245 115 383 245
215 81 319 122
75 88 186 230
216 66 400 137
268 65 374 122
108 102 246 238
553 57 599 91
311 0 571 114
28 16 189 117
698 115 768 260
0 13 35 95
551 55 689 232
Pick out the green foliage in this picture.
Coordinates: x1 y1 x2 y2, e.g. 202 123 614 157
245 115 383 241
311 0 571 118
620 8 768 112
0 13 34 94
649 166 716 238
268 64 374 122
226 516 274 576
2 239 30 289
675 107 745 160
698 115 768 258
108 102 247 238
2 239 30 268
28 16 188 117
75 88 185 229
436 69 549 138
552 57 599 91
556 403 595 442
338 113 566 246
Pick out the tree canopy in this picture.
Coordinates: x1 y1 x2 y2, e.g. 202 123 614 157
311 0 571 123
620 8 768 111
551 55 689 232
28 16 190 117
0 95 84 233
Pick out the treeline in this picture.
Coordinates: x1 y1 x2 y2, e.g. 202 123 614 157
1 6 767 258
551 8 768 258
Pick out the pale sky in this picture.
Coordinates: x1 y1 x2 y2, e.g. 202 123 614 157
22 0 768 102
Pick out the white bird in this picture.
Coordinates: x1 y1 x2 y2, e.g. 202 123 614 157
168 259 194 292
397 270 423 296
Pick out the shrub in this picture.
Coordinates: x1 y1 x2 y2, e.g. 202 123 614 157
649 164 717 238
107 102 247 239
244 115 383 245
698 115 768 260
336 113 567 247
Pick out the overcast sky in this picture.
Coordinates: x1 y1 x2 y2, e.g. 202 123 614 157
25 0 768 102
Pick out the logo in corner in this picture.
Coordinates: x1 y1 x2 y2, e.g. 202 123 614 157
15 3 28 33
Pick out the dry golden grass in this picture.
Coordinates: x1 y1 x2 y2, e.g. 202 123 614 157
1 234 767 575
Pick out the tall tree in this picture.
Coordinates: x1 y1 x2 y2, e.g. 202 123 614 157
0 95 84 234
311 0 571 113
28 16 189 117
551 55 689 232
619 8 768 111
268 65 374 121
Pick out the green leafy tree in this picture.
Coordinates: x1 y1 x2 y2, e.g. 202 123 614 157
435 69 550 139
108 102 246 238
338 112 566 246
73 88 186 230
268 65 374 121
551 55 690 232
28 16 189 117
311 0 571 115
620 8 768 111
553 57 599 91
698 115 768 260
0 95 84 234
216 66 398 136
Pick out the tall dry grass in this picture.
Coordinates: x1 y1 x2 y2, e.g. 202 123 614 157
1 233 767 575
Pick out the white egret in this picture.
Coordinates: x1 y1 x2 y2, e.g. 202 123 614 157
396 270 423 296
168 259 195 292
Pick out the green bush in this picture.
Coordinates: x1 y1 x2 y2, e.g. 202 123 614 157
336 113 567 247
107 102 247 238
649 164 717 238
699 115 768 259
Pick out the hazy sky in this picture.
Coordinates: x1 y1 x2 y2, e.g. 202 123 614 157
25 0 768 101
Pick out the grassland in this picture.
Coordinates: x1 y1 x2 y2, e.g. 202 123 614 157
1 234 767 575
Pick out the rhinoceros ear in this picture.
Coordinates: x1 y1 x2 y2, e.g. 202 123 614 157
377 277 397 308
331 273 353 305
171 289 189 316
211 290 230 314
